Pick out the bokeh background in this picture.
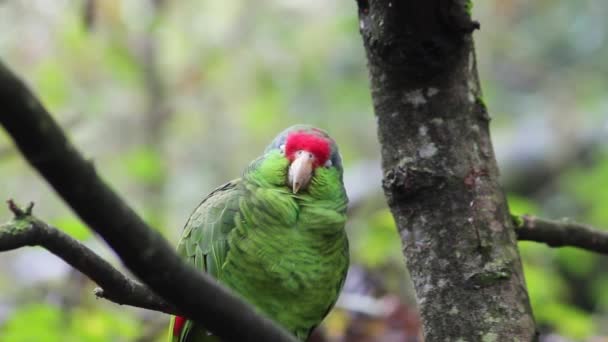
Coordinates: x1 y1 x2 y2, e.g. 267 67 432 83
1 1 607 341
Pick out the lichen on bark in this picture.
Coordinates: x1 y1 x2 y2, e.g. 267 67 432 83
356 0 536 340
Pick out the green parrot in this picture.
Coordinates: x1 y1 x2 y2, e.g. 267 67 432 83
169 125 349 341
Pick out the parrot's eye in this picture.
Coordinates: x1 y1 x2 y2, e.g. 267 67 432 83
324 159 333 168
279 144 285 155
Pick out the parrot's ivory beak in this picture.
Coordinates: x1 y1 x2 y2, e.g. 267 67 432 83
289 151 314 194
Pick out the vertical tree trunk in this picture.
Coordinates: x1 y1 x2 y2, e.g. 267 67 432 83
356 1 536 340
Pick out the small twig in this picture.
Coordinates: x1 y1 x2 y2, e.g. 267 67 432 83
7 199 33 217
514 214 608 255
0 201 178 315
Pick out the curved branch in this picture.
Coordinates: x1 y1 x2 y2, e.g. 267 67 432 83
0 200 177 314
0 61 296 342
515 214 608 254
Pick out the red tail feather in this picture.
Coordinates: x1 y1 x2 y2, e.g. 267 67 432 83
173 316 187 337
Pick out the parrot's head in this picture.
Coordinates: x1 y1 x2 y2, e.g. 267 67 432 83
265 125 343 194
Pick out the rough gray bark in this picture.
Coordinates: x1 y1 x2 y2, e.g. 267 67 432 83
356 1 537 340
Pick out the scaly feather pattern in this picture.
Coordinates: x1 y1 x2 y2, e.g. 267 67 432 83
170 126 348 341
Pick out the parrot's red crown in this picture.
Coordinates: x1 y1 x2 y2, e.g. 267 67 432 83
285 131 331 167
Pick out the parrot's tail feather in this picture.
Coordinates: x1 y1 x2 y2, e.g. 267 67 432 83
173 316 187 339
169 316 220 342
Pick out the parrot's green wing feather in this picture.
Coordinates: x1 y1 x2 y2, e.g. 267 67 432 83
172 180 242 342
177 179 242 279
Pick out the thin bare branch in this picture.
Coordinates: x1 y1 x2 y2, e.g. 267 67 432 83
1 201 178 314
515 214 608 254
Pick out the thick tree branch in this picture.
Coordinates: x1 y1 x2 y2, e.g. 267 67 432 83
515 215 608 254
0 200 177 314
0 61 296 341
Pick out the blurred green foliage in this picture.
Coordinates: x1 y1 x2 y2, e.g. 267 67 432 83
50 217 92 241
124 147 167 185
354 209 403 268
1 304 141 341
564 156 608 225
